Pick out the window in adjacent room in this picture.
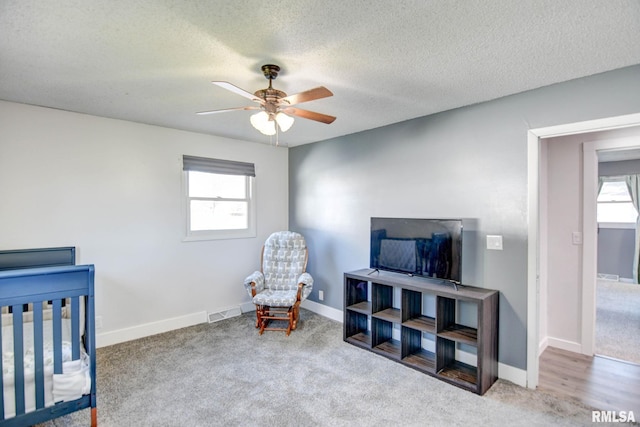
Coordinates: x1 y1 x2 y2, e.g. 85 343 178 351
597 179 638 225
183 155 256 240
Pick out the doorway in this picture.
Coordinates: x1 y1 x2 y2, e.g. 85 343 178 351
526 112 640 389
533 133 640 412
583 132 640 359
592 145 640 365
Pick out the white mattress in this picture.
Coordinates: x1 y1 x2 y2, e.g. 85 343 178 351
2 318 91 419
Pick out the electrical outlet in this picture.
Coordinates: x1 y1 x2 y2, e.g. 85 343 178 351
318 290 324 301
95 316 103 330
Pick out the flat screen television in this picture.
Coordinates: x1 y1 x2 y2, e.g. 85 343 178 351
370 217 463 284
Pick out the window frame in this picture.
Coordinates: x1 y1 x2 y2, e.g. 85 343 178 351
182 156 256 241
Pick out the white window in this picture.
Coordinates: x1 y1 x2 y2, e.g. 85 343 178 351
597 180 638 225
183 155 256 240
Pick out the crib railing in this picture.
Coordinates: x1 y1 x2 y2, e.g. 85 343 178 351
0 264 96 427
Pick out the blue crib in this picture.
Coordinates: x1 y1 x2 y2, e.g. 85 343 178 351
0 247 96 427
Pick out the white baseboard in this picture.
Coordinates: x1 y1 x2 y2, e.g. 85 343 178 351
96 311 207 348
499 363 527 387
300 299 343 322
456 348 478 367
539 336 549 354
546 337 582 354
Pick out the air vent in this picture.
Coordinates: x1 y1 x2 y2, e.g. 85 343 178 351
207 306 242 323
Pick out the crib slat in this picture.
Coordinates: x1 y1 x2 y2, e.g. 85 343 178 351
33 301 45 409
71 296 80 360
12 305 26 416
52 299 62 374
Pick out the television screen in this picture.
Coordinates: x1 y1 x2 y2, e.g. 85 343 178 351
370 217 463 283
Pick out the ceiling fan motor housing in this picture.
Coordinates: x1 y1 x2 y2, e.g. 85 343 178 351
261 64 280 80
254 88 287 102
256 64 288 106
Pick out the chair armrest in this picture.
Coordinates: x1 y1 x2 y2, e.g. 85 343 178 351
244 271 264 297
297 272 314 300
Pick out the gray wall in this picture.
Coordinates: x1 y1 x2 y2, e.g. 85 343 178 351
289 65 640 371
597 228 634 279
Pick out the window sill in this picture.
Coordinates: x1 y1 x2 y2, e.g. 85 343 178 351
183 229 256 242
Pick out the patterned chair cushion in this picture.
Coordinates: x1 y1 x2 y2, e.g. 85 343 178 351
243 271 265 295
262 231 308 292
252 289 299 307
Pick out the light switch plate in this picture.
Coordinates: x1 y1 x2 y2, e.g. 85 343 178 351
572 231 583 245
486 235 503 250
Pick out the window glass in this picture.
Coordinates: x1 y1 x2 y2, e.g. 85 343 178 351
190 200 248 230
597 181 631 202
597 180 638 223
188 171 246 199
184 169 255 240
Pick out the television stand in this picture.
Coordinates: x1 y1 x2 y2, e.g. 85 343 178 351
343 268 499 395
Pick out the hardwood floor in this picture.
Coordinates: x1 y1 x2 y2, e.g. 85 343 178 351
538 346 640 414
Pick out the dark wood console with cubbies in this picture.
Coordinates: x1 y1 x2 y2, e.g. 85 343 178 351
344 268 499 395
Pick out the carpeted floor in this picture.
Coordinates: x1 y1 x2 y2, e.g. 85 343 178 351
596 279 640 365
37 310 604 427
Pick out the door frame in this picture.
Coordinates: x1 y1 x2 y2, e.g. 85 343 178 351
526 112 640 389
583 135 640 353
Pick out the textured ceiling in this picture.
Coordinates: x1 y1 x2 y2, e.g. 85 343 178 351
1 1 639 147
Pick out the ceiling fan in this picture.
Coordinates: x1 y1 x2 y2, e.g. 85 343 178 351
197 64 336 136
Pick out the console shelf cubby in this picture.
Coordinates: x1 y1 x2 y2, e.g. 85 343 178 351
344 269 499 395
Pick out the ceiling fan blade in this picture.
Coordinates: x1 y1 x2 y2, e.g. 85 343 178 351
197 106 260 115
283 107 336 124
212 81 264 103
281 86 333 106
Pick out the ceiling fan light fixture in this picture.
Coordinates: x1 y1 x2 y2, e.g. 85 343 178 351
250 111 276 135
200 64 335 140
275 112 294 132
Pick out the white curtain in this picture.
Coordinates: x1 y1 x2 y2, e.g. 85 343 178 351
624 174 640 284
598 177 605 195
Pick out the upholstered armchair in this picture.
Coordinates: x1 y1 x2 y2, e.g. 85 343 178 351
243 231 313 335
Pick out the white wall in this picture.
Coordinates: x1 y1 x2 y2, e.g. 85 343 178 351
542 126 640 353
544 133 584 350
0 100 289 346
